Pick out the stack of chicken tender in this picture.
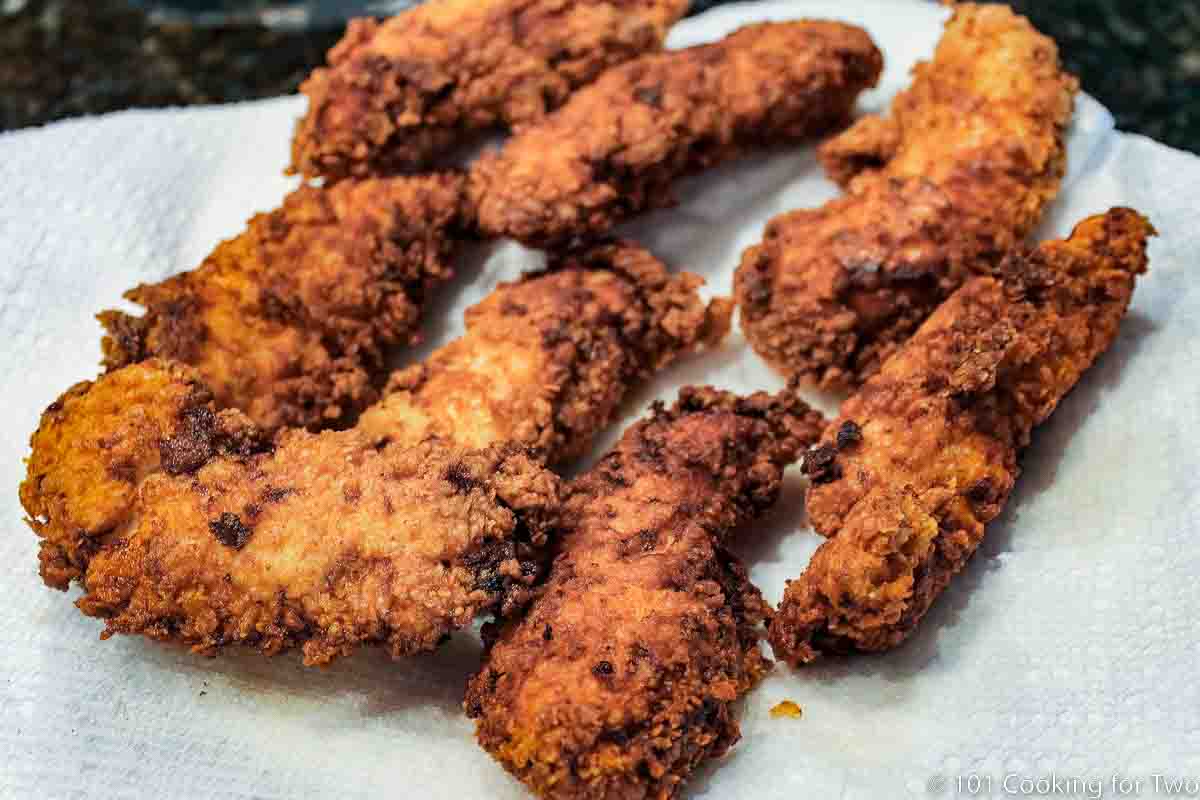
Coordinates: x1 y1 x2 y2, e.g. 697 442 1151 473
19 2 1154 798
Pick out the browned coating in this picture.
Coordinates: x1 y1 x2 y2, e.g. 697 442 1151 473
21 359 560 665
20 360 268 590
466 387 826 800
358 240 732 463
769 208 1153 665
469 20 882 246
736 4 1079 389
290 0 689 180
99 173 466 432
21 241 725 663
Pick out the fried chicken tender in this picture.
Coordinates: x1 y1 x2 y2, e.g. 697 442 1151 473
466 387 826 799
99 173 466 432
358 240 731 462
290 0 689 181
21 359 560 665
769 208 1153 665
22 240 725 662
469 20 882 246
736 4 1079 389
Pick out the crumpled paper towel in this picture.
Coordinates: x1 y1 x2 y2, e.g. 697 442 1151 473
2 2 1198 798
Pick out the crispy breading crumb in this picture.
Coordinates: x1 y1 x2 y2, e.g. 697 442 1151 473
770 700 803 720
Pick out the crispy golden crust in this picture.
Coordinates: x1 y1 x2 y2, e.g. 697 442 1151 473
20 360 267 590
290 0 688 180
80 433 558 666
769 209 1153 665
469 20 882 246
466 387 826 800
99 174 466 432
357 240 732 463
23 239 724 661
736 4 1079 389
21 359 561 665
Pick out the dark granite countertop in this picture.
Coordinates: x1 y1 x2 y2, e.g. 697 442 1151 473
2 0 1196 154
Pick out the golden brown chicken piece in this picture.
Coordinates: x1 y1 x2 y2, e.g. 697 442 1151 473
21 242 726 663
21 359 560 665
20 360 268 590
769 209 1153 666
99 173 466 432
466 387 826 800
290 0 689 181
358 240 731 462
469 20 882 246
736 4 1078 389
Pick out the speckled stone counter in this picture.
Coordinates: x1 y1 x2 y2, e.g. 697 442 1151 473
2 0 1196 153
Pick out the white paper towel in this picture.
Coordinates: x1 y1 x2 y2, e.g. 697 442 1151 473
2 2 1198 798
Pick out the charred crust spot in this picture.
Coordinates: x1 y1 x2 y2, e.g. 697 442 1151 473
161 406 268 475
633 85 662 108
343 483 362 504
242 502 262 522
801 444 841 484
835 420 862 450
444 462 478 494
466 539 516 595
209 512 252 549
160 406 217 475
592 660 615 678
742 251 776 308
965 477 997 505
107 461 137 484
693 697 721 726
258 291 297 324
261 486 295 504
542 624 553 641
638 529 657 551
599 728 631 746
500 299 528 316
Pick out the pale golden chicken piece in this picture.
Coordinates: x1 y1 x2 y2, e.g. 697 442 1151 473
290 0 689 180
769 209 1153 665
736 3 1079 389
99 173 466 432
466 387 826 799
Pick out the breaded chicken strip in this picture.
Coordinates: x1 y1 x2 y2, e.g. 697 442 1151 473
22 243 725 661
358 240 731 462
290 0 688 180
769 209 1153 665
467 387 826 799
99 173 466 432
736 4 1078 389
470 21 882 246
21 359 560 665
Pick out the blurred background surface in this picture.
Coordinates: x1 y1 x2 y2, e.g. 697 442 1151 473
1 0 1196 153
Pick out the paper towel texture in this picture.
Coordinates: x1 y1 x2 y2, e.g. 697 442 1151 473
2 2 1198 798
